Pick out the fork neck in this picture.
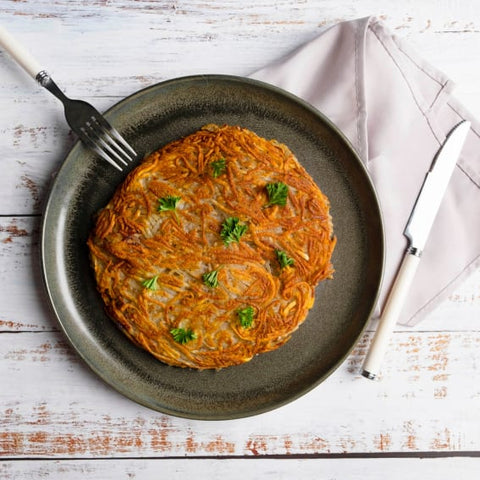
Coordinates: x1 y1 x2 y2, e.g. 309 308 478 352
36 70 70 105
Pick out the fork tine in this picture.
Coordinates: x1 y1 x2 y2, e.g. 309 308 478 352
109 127 137 157
82 123 129 168
91 121 135 165
92 146 124 172
80 133 124 171
92 115 137 160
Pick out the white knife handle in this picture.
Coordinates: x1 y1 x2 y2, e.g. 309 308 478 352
0 26 44 79
362 250 421 380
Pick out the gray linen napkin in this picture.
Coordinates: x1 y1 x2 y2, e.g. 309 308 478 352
252 16 480 326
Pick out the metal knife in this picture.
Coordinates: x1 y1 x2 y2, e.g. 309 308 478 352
362 120 471 380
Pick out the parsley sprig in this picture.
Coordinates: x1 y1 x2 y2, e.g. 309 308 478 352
265 182 289 207
276 249 294 269
237 306 255 328
220 217 248 246
211 158 226 178
142 275 159 291
202 269 219 288
157 195 181 212
170 327 197 344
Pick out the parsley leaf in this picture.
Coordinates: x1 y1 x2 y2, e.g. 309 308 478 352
157 195 181 212
220 217 248 246
202 269 219 288
142 275 159 290
237 306 255 328
211 158 226 178
275 249 294 269
265 182 288 207
170 327 197 344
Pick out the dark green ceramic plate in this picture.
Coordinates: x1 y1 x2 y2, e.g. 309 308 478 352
41 75 384 420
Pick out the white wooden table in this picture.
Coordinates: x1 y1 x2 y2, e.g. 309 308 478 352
1 1 480 478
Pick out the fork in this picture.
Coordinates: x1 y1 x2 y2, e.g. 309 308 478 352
0 26 137 171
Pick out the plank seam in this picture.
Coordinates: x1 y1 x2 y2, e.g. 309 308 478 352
2 452 480 461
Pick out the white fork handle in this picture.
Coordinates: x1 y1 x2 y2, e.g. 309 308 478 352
0 26 44 79
362 250 421 379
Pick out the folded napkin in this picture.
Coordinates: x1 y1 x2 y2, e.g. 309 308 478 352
252 16 480 326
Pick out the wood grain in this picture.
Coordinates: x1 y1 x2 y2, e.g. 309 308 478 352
1 330 480 457
2 457 480 480
0 217 53 332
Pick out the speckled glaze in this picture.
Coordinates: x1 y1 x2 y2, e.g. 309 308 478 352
40 75 384 420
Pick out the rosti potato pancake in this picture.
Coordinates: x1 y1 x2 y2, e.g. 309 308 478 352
87 124 336 369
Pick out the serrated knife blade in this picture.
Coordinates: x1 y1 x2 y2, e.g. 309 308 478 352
362 120 470 380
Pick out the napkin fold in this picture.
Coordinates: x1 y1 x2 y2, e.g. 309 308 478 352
252 16 480 326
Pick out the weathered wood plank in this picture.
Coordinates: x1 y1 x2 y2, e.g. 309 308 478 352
1 330 479 458
1 457 480 480
2 0 480 31
0 217 54 332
